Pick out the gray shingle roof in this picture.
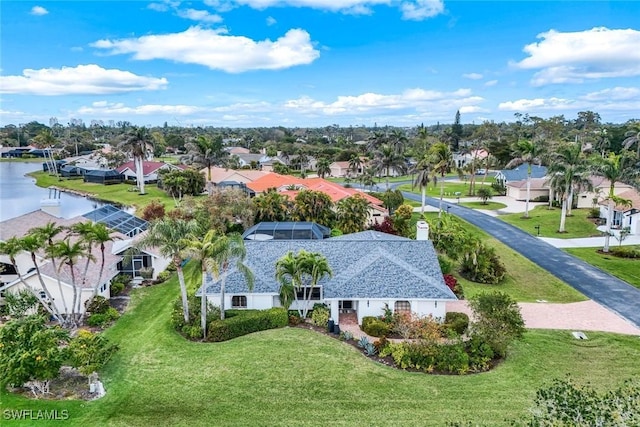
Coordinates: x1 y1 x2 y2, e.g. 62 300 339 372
203 237 456 300
499 163 547 182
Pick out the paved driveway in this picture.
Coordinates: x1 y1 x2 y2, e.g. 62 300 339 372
401 192 640 329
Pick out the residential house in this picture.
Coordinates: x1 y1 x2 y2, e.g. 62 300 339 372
598 188 640 235
200 166 268 188
116 161 183 184
201 227 456 325
453 149 489 169
576 176 635 209
329 161 359 177
506 178 550 201
495 164 548 187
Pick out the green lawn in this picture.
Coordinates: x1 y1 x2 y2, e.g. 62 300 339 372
459 201 508 210
565 246 640 289
30 171 181 214
398 181 494 198
2 269 637 426
421 213 584 303
498 205 601 239
0 157 44 163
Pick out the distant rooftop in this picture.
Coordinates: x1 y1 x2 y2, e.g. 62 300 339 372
83 205 148 237
242 221 331 241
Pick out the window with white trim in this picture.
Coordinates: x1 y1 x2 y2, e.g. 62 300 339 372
231 295 247 308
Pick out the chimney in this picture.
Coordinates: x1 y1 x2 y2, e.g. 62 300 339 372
416 221 429 241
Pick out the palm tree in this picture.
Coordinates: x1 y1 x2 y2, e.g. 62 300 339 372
208 233 254 320
316 158 331 178
253 189 291 222
371 143 407 190
137 218 201 322
429 142 455 217
30 222 69 317
184 229 217 338
184 134 227 194
18 233 64 325
118 126 153 195
389 129 408 154
51 238 91 325
348 154 363 177
622 120 640 158
548 143 591 232
506 139 543 218
0 237 56 319
412 153 433 216
366 130 387 153
275 250 332 319
592 152 639 252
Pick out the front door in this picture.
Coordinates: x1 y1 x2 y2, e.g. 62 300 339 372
133 258 144 279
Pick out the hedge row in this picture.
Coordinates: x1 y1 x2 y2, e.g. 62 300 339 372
207 308 288 342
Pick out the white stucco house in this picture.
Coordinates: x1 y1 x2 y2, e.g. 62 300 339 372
116 161 183 184
598 188 640 235
199 224 456 325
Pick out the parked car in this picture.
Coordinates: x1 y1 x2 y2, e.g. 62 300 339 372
476 168 487 175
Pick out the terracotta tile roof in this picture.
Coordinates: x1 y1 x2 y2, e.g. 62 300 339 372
600 188 640 211
246 173 306 192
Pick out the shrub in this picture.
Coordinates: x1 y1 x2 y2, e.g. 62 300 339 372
67 330 119 375
469 292 525 358
465 334 494 372
444 312 469 336
609 246 640 259
363 342 377 356
288 311 302 326
532 195 549 202
86 307 120 328
181 325 203 340
460 243 506 284
357 336 370 348
156 270 172 283
491 182 506 195
141 199 166 221
170 295 221 332
207 308 288 342
392 312 441 341
340 331 354 341
311 304 330 327
373 337 389 353
85 296 110 315
434 341 469 374
362 318 391 337
3 289 38 319
438 255 454 275
110 281 125 296
588 207 601 218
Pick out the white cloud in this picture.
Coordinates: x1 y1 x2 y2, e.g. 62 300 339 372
484 79 498 87
0 64 168 95
498 97 575 111
266 16 277 25
514 27 640 86
77 101 203 116
176 8 223 23
463 73 483 80
581 87 640 102
30 6 48 16
92 27 320 73
400 0 444 20
203 1 444 19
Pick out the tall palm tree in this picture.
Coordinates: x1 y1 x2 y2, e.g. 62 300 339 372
366 130 387 153
348 154 363 177
18 233 64 325
184 229 217 338
275 250 332 319
592 152 639 252
137 218 201 322
118 126 153 195
371 143 407 190
30 222 68 317
412 154 433 216
184 134 227 194
389 129 408 154
51 238 91 325
622 120 640 158
208 233 254 320
429 142 455 217
506 139 543 218
548 143 591 233
0 237 56 319
316 158 331 178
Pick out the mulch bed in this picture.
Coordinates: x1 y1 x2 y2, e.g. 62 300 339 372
8 367 99 401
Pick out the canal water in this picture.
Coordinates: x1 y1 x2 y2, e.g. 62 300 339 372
0 162 108 221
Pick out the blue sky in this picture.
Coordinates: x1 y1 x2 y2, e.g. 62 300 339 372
1 1 639 127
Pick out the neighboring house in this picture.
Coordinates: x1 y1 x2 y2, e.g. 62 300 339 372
200 228 456 325
453 149 489 169
246 173 388 223
598 188 640 235
83 169 124 185
506 178 550 201
227 146 251 155
576 176 635 209
495 164 548 187
329 161 358 177
116 161 182 184
111 237 171 283
0 209 124 315
242 222 332 241
200 166 268 186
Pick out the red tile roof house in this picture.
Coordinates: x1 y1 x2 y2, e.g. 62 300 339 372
116 161 185 184
246 173 388 223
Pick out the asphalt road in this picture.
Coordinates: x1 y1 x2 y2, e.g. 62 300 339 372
401 191 640 329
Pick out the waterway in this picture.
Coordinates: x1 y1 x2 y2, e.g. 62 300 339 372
0 162 108 221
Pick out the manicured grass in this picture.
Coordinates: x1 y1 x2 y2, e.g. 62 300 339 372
459 201 508 210
398 181 493 198
422 213 585 303
565 246 640 289
498 205 601 239
2 270 636 426
0 157 44 163
30 171 182 214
